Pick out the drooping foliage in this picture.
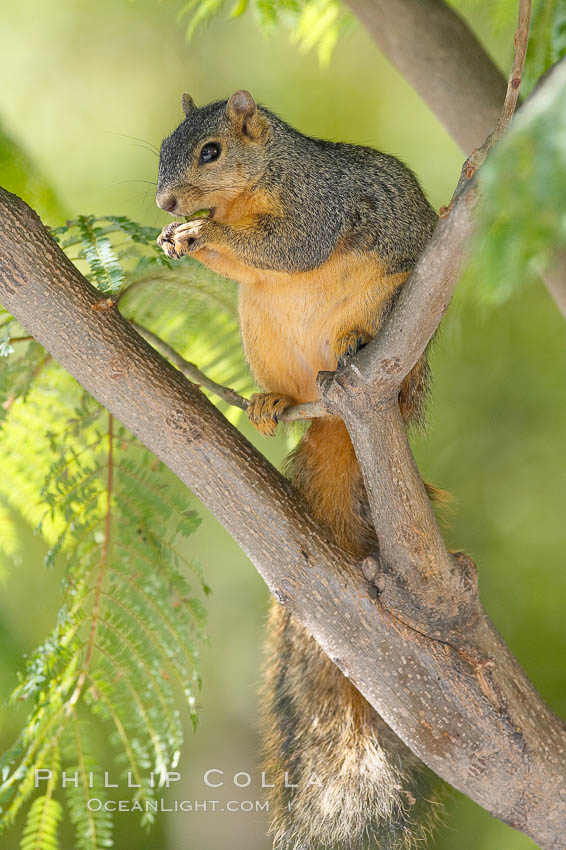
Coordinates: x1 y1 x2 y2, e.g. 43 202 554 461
175 0 351 64
0 216 253 849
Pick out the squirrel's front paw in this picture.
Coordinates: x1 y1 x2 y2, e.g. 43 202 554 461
247 392 294 437
157 221 184 259
334 330 372 368
157 219 210 259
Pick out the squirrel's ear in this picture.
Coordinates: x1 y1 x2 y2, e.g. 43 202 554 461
182 93 197 117
226 90 266 140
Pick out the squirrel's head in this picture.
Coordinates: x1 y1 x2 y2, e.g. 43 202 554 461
156 90 270 218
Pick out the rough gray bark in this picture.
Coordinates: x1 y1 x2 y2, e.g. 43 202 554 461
1 180 566 847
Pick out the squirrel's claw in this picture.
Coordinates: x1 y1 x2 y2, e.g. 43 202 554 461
157 222 183 258
334 330 372 369
157 220 206 259
247 392 294 437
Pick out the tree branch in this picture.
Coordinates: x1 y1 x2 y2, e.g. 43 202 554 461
494 0 531 139
324 0 534 413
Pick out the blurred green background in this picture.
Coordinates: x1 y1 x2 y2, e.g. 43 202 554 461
0 1 564 848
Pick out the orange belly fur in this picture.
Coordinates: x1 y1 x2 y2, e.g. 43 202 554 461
236 252 407 402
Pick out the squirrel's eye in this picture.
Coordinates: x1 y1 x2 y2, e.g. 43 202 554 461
199 142 221 164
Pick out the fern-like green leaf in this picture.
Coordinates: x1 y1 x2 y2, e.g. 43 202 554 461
62 715 113 850
21 795 62 850
290 0 344 66
174 0 349 62
0 340 48 429
0 213 247 847
76 215 125 294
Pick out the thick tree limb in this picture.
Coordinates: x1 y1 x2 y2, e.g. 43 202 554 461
1 176 566 846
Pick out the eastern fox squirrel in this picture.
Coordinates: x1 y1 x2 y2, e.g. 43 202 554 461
156 90 441 850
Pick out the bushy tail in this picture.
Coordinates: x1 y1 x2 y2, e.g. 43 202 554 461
260 418 442 849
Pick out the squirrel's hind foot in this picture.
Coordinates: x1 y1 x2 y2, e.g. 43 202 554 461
334 330 372 369
247 392 294 437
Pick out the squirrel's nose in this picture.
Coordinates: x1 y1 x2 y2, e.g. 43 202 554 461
156 192 177 213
